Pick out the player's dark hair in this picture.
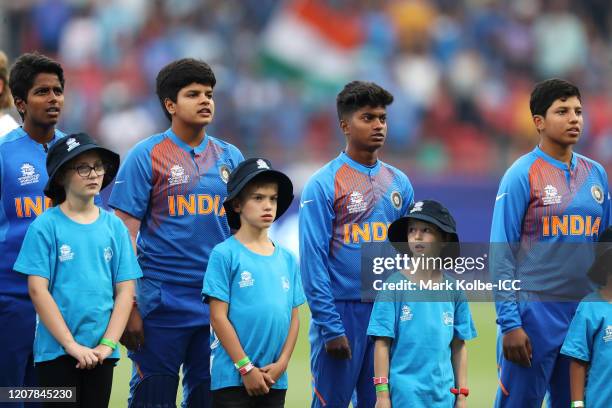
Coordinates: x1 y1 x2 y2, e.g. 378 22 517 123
8 52 65 120
336 81 393 120
529 78 581 117
156 58 216 122
232 173 279 209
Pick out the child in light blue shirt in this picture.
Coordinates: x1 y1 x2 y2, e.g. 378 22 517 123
368 200 476 408
561 226 612 408
203 158 305 407
14 133 141 408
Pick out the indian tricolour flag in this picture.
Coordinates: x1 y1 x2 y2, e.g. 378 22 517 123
260 0 364 92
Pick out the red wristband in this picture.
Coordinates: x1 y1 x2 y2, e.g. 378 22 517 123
373 377 388 385
450 387 469 397
238 362 254 376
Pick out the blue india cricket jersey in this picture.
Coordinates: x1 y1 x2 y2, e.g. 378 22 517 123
0 127 65 297
202 236 306 390
490 146 610 332
109 128 244 288
561 291 612 408
299 152 414 341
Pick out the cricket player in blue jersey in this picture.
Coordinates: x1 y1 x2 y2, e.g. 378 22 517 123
109 59 244 408
0 53 66 405
490 79 611 408
300 81 414 408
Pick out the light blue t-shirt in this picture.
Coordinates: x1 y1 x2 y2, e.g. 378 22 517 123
202 236 306 390
367 272 477 408
561 291 612 408
14 206 142 363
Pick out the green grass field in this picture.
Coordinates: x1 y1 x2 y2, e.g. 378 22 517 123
110 303 499 407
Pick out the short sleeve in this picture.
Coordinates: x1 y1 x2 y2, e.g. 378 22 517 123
453 291 477 340
561 304 592 362
229 144 244 168
13 221 54 280
113 221 143 283
108 143 152 219
290 255 306 308
202 247 232 303
367 296 397 339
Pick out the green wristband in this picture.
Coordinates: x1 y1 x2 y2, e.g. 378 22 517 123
99 338 117 350
234 356 251 369
570 402 584 408
375 384 389 393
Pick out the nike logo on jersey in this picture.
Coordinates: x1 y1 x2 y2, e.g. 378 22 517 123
300 200 314 208
496 193 508 201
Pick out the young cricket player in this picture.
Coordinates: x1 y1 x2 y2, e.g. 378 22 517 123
203 158 305 407
491 78 610 407
0 53 66 402
299 80 414 407
561 226 612 408
109 58 244 407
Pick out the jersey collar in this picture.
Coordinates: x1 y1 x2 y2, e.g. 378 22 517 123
338 151 381 175
165 128 209 155
533 145 577 171
19 127 63 152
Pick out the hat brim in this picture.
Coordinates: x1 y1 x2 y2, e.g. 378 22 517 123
388 214 460 258
223 170 294 230
587 247 612 286
44 145 120 200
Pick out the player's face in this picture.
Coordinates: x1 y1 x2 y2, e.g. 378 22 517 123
169 83 215 128
535 96 583 147
63 151 105 201
407 220 445 258
16 72 64 128
342 106 387 152
236 183 278 230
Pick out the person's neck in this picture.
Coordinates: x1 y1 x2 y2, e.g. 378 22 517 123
23 120 55 145
539 139 573 166
234 224 274 256
345 146 378 167
599 282 612 302
171 122 206 148
59 195 98 223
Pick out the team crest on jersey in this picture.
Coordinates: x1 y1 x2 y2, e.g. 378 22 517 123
391 191 402 210
347 191 367 214
239 271 255 288
65 137 80 152
59 244 74 262
604 325 612 343
400 305 413 322
219 165 231 184
410 201 424 213
18 163 40 186
591 185 604 204
542 185 562 206
442 311 454 326
168 165 190 186
281 276 290 292
104 247 113 262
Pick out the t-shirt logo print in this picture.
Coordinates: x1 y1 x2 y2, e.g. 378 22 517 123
104 247 113 262
604 325 612 343
347 191 367 214
65 138 80 152
442 311 454 326
18 163 40 186
400 305 413 321
391 191 402 210
591 185 604 204
239 271 255 288
542 185 562 205
168 165 190 186
58 244 74 262
281 276 290 292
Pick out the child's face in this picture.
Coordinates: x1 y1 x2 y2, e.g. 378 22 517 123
62 151 105 201
407 219 445 258
341 105 387 152
166 82 214 128
235 182 278 230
